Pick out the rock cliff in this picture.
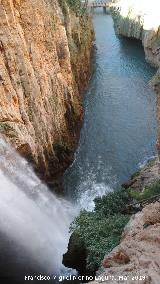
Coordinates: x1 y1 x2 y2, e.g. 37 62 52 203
112 0 160 67
92 200 160 284
0 0 93 190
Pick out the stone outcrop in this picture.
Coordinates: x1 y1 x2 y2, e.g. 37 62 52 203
63 232 92 276
92 201 160 284
122 159 159 192
0 0 93 190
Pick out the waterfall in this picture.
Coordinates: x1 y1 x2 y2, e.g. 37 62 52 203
0 138 76 282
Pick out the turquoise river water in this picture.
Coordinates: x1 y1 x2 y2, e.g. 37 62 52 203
64 11 157 210
0 10 157 284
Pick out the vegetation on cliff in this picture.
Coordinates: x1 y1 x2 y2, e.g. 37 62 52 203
64 190 131 275
64 177 160 276
64 0 80 13
129 181 160 201
59 0 87 16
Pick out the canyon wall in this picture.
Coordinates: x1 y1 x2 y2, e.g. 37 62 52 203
111 0 160 147
0 0 93 190
89 2 160 283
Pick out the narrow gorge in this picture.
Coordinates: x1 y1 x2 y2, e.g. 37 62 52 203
0 0 160 283
63 1 160 283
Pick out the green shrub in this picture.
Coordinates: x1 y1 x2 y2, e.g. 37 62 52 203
95 190 130 215
66 0 81 12
58 0 87 16
70 190 130 272
129 181 160 201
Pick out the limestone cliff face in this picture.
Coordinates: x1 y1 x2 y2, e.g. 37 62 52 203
0 0 93 189
111 0 160 67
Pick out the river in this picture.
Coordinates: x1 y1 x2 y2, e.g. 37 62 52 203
0 9 157 284
64 10 157 211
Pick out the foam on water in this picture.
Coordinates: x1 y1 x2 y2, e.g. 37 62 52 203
64 155 117 211
138 155 156 169
76 175 113 211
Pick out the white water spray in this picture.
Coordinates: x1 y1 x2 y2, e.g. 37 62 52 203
0 138 76 275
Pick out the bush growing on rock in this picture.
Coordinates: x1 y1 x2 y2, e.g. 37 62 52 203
95 190 130 215
129 181 160 201
64 190 131 275
59 0 86 16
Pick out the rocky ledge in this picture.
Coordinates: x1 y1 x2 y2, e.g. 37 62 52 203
92 200 160 284
122 159 159 192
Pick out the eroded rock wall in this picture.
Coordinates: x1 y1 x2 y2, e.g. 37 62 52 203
0 0 93 189
92 201 160 284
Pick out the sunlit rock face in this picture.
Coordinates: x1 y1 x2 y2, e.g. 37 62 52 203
112 0 160 67
91 201 160 284
0 0 93 190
